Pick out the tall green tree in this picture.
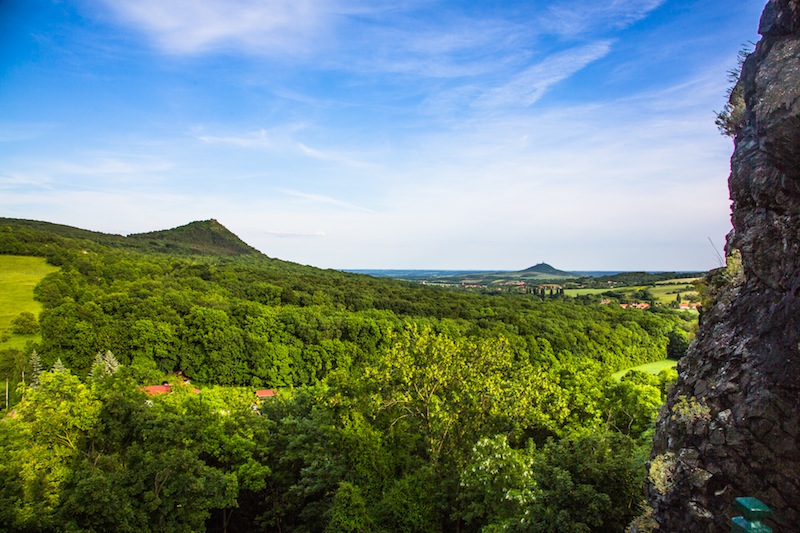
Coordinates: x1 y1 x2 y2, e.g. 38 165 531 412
0 368 100 529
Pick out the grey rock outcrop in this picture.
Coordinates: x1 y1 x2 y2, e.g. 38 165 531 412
645 1 800 530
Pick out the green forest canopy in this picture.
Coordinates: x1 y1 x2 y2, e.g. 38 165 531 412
0 219 691 532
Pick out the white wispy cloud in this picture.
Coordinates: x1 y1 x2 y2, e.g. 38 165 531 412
53 156 173 177
0 172 53 190
0 188 200 235
0 121 56 142
542 0 666 38
475 41 613 108
0 155 175 194
357 69 734 265
264 230 326 238
198 129 271 148
96 0 334 55
195 125 377 168
296 143 377 169
280 189 375 213
341 16 531 79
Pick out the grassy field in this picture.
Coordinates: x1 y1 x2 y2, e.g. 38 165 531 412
655 277 700 285
0 255 58 350
648 281 697 304
564 279 699 306
563 287 611 297
612 359 678 381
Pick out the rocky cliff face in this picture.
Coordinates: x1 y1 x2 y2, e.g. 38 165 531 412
645 1 800 530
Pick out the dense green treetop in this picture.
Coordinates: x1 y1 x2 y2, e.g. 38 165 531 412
0 218 693 388
0 327 673 532
0 218 690 531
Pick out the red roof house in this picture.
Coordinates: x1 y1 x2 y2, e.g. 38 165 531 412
141 383 200 395
142 384 172 395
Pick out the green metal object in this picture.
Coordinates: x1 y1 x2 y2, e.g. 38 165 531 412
731 497 772 533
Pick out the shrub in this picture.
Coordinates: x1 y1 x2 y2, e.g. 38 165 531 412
715 46 752 137
11 311 39 335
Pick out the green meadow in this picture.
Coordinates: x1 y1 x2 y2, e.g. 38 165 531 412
649 279 698 303
564 278 699 306
0 255 58 350
612 358 678 381
563 287 610 297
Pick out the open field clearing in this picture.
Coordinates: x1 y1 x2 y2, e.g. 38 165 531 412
612 358 678 380
565 282 699 306
649 283 698 304
0 255 58 349
655 277 700 285
563 287 611 297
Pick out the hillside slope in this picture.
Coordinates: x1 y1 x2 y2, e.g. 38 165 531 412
127 219 260 256
0 217 261 257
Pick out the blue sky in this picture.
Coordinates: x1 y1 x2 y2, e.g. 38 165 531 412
1 0 765 270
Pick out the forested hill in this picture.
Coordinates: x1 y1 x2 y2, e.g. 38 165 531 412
0 217 261 257
127 219 260 256
519 262 576 278
0 217 694 532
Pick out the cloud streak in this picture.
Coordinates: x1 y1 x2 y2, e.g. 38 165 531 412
280 189 376 213
476 41 613 108
0 121 56 143
97 0 334 55
52 156 173 177
196 127 377 168
296 143 377 169
0 172 53 190
264 230 326 239
198 129 271 148
543 0 666 38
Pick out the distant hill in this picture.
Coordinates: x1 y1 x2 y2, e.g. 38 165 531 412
392 262 578 286
128 219 259 256
518 263 576 278
0 218 261 257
